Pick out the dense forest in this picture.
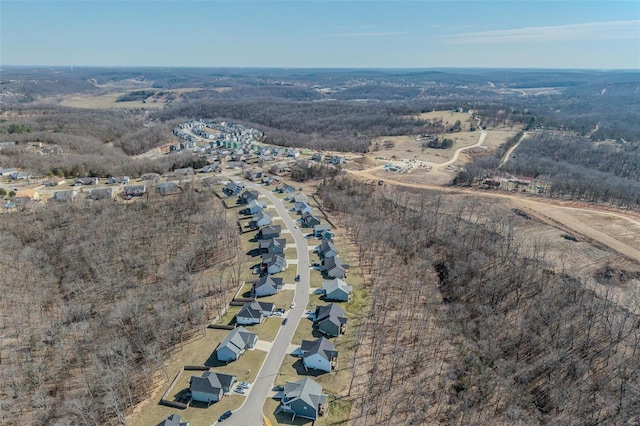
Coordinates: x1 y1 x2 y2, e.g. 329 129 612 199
457 132 640 208
0 190 239 425
317 177 640 425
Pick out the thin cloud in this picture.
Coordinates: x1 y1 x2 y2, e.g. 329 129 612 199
325 31 408 38
444 20 640 44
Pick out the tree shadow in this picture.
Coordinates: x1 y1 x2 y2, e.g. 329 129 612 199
171 387 192 404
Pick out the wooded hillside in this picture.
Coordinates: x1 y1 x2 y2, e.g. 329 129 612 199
0 190 238 425
317 178 640 425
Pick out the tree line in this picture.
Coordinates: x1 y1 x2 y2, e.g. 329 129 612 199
315 177 640 425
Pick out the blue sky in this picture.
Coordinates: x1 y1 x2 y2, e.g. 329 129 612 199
2 1 639 69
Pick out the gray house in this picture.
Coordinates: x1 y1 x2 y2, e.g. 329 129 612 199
322 278 353 302
294 202 313 215
318 239 337 258
323 255 348 279
244 199 266 215
249 211 272 229
314 303 348 337
236 301 276 325
158 413 189 426
190 372 236 404
261 254 287 275
223 181 244 196
314 224 332 238
216 326 258 362
253 275 284 297
291 192 309 204
300 337 338 373
279 377 328 420
123 185 145 197
277 183 295 194
258 237 286 255
54 190 78 202
238 189 259 204
301 212 321 228
256 225 281 240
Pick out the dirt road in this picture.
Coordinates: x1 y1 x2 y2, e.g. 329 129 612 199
347 168 640 264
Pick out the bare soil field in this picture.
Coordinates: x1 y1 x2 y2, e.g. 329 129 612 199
59 92 166 109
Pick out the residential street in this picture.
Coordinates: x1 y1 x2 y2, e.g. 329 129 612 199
221 182 311 426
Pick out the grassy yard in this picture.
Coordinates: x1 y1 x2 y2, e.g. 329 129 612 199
129 329 267 426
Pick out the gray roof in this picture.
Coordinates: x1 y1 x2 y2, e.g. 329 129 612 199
315 303 348 328
254 275 284 292
322 278 352 297
190 371 236 395
314 224 332 233
301 337 338 362
158 413 189 426
261 254 286 269
237 301 275 320
217 326 257 356
283 377 328 414
252 210 272 222
319 239 337 255
257 225 281 239
259 237 286 251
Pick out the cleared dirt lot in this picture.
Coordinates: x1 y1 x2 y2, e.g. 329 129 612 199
415 110 473 130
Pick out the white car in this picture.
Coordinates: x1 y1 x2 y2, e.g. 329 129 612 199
290 302 296 309
235 387 246 394
238 381 251 388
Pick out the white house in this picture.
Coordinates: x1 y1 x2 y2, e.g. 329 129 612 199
300 337 338 373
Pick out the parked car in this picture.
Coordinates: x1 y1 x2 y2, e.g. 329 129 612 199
282 318 288 325
290 302 296 309
219 410 233 421
295 274 300 282
238 381 251 388
235 387 247 394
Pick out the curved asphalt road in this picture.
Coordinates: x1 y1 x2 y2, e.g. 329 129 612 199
221 182 311 426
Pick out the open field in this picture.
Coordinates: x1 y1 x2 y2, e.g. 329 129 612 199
59 92 166 109
415 110 473 130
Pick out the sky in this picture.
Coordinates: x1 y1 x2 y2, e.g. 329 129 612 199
2 1 639 69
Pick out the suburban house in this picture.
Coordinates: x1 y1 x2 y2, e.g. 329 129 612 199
223 181 244 196
0 167 17 176
291 192 309 204
201 164 221 173
53 190 78 202
44 177 65 186
258 237 286 255
238 189 259 204
74 177 99 186
256 225 281 240
245 167 263 181
261 254 287 274
300 337 338 373
314 303 348 337
330 155 345 165
318 239 338 258
189 372 236 404
159 413 189 426
107 176 130 185
249 211 273 229
244 199 266 215
323 256 348 279
279 377 328 420
123 185 145 197
141 172 160 181
313 224 332 238
301 212 321 228
236 301 276 325
173 167 195 177
215 326 258 363
277 183 295 194
261 176 280 186
253 275 284 297
10 171 32 181
322 278 353 302
89 187 114 201
294 202 313 215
